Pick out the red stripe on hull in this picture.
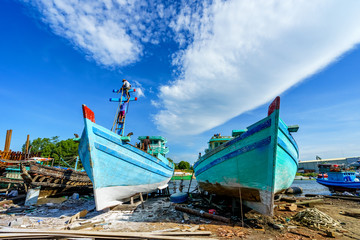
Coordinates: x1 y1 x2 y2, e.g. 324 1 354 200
82 104 95 123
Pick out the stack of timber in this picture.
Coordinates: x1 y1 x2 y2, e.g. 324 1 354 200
0 131 39 162
21 162 92 195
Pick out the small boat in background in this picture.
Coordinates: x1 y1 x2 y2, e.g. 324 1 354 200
316 164 360 192
194 96 299 215
79 87 174 210
171 171 193 180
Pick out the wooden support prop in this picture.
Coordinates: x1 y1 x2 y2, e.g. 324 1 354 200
175 205 231 223
139 193 144 209
187 171 194 194
110 201 142 211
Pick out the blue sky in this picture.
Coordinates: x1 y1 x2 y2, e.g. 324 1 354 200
1 0 360 163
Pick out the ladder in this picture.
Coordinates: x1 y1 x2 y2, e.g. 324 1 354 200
110 88 138 136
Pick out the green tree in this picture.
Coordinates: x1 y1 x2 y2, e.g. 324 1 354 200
22 136 59 157
177 161 190 170
22 136 80 168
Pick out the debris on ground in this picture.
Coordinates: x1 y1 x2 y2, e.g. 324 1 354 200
293 207 341 231
1 186 360 239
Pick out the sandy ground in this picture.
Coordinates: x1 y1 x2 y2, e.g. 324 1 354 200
0 195 360 239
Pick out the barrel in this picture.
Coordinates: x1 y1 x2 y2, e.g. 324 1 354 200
285 186 303 194
170 192 188 203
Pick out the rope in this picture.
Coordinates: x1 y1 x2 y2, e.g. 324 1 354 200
237 154 244 227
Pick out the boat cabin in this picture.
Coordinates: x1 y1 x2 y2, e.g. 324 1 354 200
205 134 233 154
318 164 358 182
327 171 357 182
138 136 169 156
231 129 247 137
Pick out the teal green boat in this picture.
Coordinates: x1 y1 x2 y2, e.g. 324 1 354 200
194 97 299 215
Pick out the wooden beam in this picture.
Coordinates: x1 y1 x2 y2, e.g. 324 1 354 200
25 135 30 155
5 130 12 152
4 130 9 152
139 193 144 209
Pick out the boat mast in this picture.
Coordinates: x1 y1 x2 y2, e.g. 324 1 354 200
110 88 137 136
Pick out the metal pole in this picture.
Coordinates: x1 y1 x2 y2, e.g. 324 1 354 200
75 156 79 171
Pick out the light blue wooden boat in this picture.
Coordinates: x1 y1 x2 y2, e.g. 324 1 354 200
194 97 299 215
78 89 174 210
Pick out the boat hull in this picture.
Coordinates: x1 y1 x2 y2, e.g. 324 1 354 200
79 118 174 210
194 105 298 215
316 178 360 192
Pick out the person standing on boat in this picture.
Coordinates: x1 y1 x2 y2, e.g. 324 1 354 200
142 136 152 152
121 79 131 98
117 100 129 123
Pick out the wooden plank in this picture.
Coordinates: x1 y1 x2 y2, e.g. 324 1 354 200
153 231 212 236
110 201 143 211
30 181 92 188
0 176 23 184
29 164 90 181
0 199 13 205
0 229 214 240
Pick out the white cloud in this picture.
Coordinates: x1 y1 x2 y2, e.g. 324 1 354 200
24 0 360 136
132 80 145 98
25 0 177 66
155 0 360 135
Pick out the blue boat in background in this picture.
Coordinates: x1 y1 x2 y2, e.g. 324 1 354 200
79 87 174 210
317 164 360 192
194 97 299 216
